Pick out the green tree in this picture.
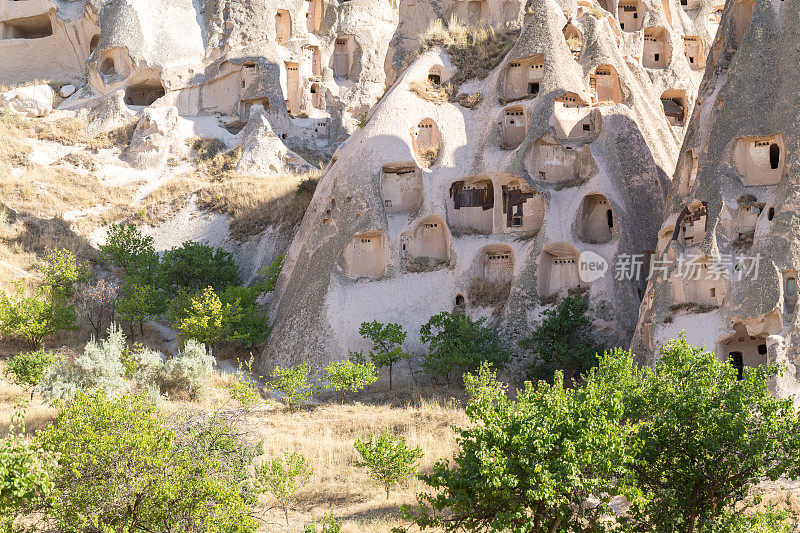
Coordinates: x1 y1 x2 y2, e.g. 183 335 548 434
418 312 509 384
0 402 56 529
401 361 629 532
171 286 231 346
99 223 159 279
255 452 313 525
322 356 379 404
267 364 317 412
5 349 57 399
618 334 800 533
34 392 260 533
462 360 506 405
160 241 240 292
116 279 168 337
226 356 262 411
41 249 90 296
0 283 78 346
520 290 604 384
219 285 270 347
253 254 284 295
359 321 410 390
354 432 423 499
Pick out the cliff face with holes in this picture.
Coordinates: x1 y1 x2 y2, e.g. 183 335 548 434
632 0 800 399
264 0 721 380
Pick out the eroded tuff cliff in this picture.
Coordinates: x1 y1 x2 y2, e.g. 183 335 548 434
264 0 721 381
632 0 800 400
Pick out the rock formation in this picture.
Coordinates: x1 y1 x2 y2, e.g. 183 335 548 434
264 0 721 380
632 0 800 399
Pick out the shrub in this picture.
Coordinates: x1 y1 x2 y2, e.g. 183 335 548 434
0 403 56 529
463 360 506 405
226 356 262 411
520 290 604 384
219 285 270 347
41 249 90 296
253 254 284 294
160 241 240 292
39 323 127 402
5 349 57 397
34 392 260 532
401 367 628 531
418 312 509 384
163 339 215 399
99 223 157 274
0 282 78 346
354 432 423 499
359 321 411 390
267 363 317 412
122 342 165 386
323 357 379 404
255 452 313 525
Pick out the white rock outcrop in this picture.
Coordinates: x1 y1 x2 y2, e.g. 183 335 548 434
0 84 53 117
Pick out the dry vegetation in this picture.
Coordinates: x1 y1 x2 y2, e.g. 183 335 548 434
416 17 519 90
467 278 511 309
0 367 468 533
132 137 323 237
409 80 453 103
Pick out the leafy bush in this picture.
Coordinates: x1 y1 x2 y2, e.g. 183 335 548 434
354 432 423 499
33 392 260 532
323 357 379 404
267 363 317 412
255 452 313 525
160 241 240 292
401 366 628 531
418 312 508 384
618 335 800 532
463 360 506 405
226 356 262 410
0 282 78 346
163 339 215 399
219 285 270 347
520 290 604 383
39 323 128 402
0 403 56 529
123 342 164 386
41 249 90 296
359 321 411 390
5 349 57 397
99 223 157 276
253 254 284 295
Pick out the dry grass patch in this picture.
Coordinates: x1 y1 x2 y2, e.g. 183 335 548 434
245 390 467 531
416 17 519 90
409 80 453 103
0 165 135 221
197 169 322 238
468 278 511 308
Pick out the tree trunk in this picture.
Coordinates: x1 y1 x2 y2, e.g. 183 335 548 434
340 390 344 405
389 364 393 391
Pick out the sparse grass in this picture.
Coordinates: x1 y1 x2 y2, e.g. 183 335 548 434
0 165 134 221
196 169 323 237
455 92 483 108
415 16 519 89
190 138 242 179
468 278 511 308
417 148 439 168
404 256 448 273
565 35 583 53
409 80 453 103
